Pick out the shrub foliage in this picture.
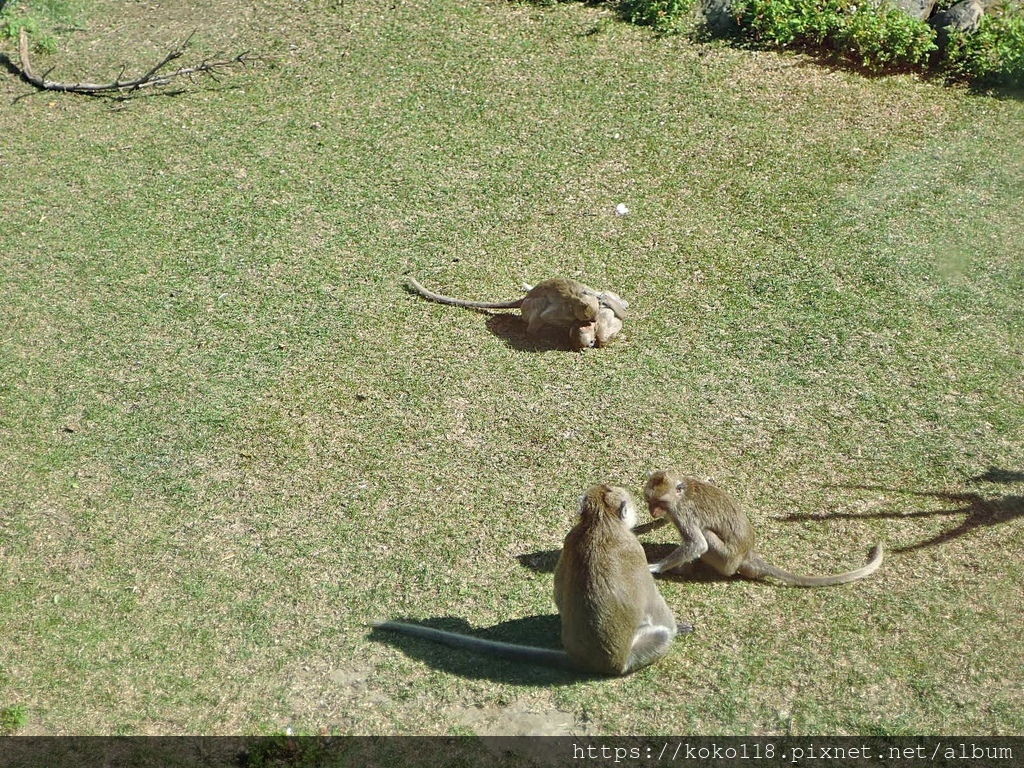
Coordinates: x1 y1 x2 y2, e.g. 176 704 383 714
943 9 1024 84
734 0 938 69
623 0 1024 85
0 0 80 54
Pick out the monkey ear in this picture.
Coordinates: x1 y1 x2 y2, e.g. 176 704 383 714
618 499 638 529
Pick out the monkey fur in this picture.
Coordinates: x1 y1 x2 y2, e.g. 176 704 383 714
643 470 884 587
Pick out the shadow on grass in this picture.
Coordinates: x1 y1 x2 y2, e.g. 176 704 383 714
484 314 583 353
789 54 1024 100
0 52 22 79
968 466 1024 484
516 540 735 584
516 547 562 573
784 467 1024 553
368 614 589 685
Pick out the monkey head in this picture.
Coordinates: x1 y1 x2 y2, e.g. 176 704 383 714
568 307 623 350
580 484 639 529
570 322 598 350
643 470 689 520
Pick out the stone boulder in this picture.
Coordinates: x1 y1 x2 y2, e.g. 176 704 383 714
930 0 986 49
703 0 741 36
892 0 938 21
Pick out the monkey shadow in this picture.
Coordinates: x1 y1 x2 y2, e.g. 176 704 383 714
515 548 561 573
968 466 1024 484
516 541 734 584
638 543 739 584
515 521 671 574
484 314 582 353
786 476 1024 553
368 615 591 685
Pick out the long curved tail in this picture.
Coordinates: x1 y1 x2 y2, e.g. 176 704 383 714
406 278 524 309
741 543 884 587
372 620 575 669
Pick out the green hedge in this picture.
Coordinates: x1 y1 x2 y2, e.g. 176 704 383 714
944 10 1024 83
622 0 1024 85
734 0 937 69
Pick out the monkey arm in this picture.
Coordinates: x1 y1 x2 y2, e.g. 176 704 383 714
650 516 709 574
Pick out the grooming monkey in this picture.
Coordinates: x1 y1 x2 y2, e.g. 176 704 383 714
407 277 628 348
571 306 622 349
570 291 628 348
643 470 884 586
373 484 687 675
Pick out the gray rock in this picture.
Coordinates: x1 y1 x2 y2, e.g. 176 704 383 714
892 0 938 21
931 0 985 33
703 0 741 35
930 0 985 50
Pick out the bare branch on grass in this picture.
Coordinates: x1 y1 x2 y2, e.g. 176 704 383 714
15 27 259 95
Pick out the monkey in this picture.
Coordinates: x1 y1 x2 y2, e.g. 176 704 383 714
570 306 623 349
554 484 684 673
407 277 628 340
643 470 884 587
569 290 629 348
373 484 688 675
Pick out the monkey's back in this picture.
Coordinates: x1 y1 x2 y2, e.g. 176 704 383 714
555 518 652 675
520 278 600 326
687 482 757 551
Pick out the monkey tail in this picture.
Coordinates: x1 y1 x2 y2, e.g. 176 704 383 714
406 278 524 309
371 620 576 670
740 543 884 587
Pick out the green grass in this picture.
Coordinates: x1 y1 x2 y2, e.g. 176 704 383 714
0 0 83 53
1 0 1022 737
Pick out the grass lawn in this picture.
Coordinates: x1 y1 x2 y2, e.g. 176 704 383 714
0 0 1022 737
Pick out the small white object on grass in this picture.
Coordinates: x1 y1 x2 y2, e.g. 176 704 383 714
615 203 629 216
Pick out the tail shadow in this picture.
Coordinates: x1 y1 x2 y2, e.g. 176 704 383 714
784 471 1024 553
368 614 585 684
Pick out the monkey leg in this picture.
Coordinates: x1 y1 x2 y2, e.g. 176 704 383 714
520 299 549 335
650 529 709 574
532 303 570 333
625 624 675 673
596 292 628 320
698 530 745 577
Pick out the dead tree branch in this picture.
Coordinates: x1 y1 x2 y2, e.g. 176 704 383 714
15 28 259 95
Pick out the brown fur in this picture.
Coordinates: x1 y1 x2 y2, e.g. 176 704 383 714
570 305 624 349
644 471 883 587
